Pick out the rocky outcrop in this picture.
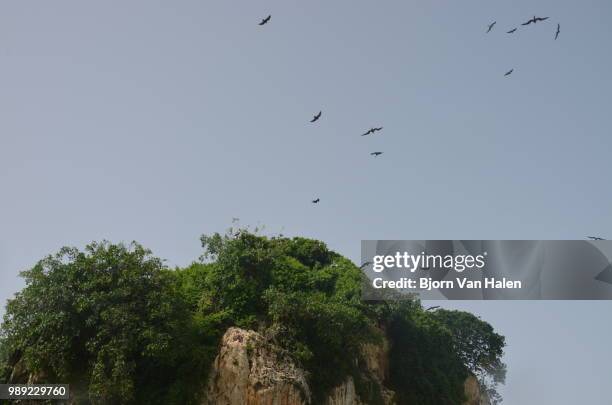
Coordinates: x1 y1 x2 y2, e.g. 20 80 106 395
360 340 389 383
202 327 310 405
203 327 485 405
325 377 364 405
463 375 489 405
356 339 395 405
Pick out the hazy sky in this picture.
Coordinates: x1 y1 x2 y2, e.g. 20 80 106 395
1 1 611 403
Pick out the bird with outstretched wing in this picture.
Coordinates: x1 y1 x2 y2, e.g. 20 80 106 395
259 15 271 26
522 16 549 26
362 127 383 136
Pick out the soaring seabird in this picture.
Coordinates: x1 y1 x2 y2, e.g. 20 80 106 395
310 111 322 123
362 127 383 136
259 15 271 26
522 16 549 26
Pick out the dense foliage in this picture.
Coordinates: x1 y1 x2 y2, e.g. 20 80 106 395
431 309 506 404
0 243 202 403
186 231 379 401
0 230 506 404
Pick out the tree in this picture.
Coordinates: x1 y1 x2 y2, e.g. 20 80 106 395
431 309 507 404
0 242 200 404
385 302 469 405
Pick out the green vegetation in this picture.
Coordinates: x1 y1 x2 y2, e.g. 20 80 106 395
431 309 506 404
0 243 204 404
0 230 506 404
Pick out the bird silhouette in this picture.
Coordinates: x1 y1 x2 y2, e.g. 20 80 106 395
362 127 383 136
486 21 496 33
312 198 320 204
310 111 322 123
587 236 605 241
507 28 517 34
522 16 549 26
370 152 383 157
425 306 440 311
504 69 514 76
359 261 372 269
555 24 560 40
259 15 271 26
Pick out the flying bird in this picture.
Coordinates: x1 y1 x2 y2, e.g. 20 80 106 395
504 69 514 76
361 127 383 136
522 16 549 26
587 236 605 241
370 152 383 157
425 306 440 311
555 24 560 40
359 261 372 269
259 15 271 26
486 21 496 33
310 111 322 123
507 28 517 34
312 198 320 204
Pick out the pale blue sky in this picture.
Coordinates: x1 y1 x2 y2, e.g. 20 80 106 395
1 1 611 403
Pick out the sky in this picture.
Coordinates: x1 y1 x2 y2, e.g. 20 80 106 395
1 1 611 403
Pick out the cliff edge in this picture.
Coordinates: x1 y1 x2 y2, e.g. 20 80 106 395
203 327 486 405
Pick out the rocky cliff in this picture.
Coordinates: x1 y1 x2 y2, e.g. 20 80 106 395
202 328 310 405
463 375 489 405
202 327 486 405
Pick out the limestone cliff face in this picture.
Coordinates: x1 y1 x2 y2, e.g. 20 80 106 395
463 375 479 405
203 327 485 405
463 375 490 405
324 377 364 405
360 340 390 383
202 327 310 405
